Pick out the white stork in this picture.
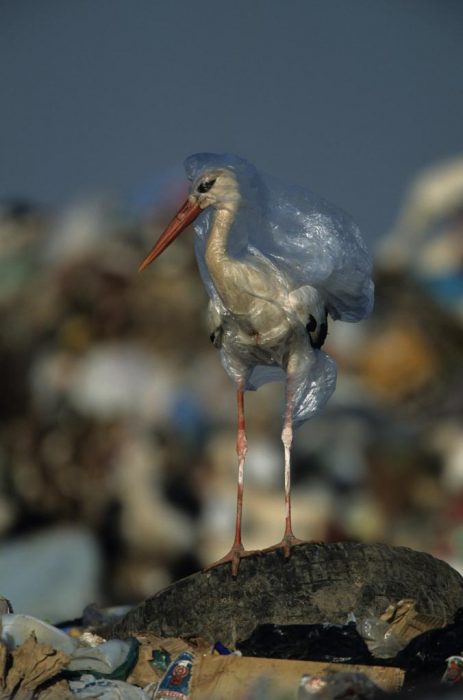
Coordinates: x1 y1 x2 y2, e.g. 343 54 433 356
140 153 374 576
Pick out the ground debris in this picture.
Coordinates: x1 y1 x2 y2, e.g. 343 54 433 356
0 635 70 700
36 679 75 700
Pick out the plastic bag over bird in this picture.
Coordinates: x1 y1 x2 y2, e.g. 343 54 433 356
186 153 374 424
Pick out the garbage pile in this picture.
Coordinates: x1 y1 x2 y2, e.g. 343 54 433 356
3 595 463 699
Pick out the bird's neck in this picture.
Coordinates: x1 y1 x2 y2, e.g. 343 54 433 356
205 204 238 273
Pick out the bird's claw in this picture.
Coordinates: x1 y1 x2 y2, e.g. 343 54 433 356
203 543 261 578
263 533 321 558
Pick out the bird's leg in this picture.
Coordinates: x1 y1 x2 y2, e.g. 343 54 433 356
264 378 305 557
204 383 259 577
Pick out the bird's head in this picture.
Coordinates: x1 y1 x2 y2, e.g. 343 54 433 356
192 168 241 212
139 154 247 272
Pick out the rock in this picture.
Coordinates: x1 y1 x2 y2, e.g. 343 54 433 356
107 543 463 647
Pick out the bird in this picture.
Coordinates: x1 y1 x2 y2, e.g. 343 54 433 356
139 153 374 577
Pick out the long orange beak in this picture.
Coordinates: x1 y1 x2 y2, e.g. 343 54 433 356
139 198 202 272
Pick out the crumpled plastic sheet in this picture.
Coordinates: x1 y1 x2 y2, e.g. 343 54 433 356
69 674 152 699
186 152 374 425
356 616 405 659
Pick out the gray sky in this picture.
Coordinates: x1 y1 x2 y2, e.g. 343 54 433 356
1 0 462 245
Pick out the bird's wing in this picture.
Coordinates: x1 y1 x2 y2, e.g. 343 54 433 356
248 174 374 322
188 152 373 323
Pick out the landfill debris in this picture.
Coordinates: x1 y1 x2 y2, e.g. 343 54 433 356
0 634 70 700
69 673 150 699
127 634 206 689
67 637 139 679
153 651 193 700
356 615 404 660
78 631 107 647
151 648 171 672
189 655 404 698
298 669 378 699
379 599 447 641
37 679 75 699
1 614 78 654
442 655 463 685
393 608 463 687
81 603 134 629
3 592 463 698
237 623 372 664
212 641 233 655
356 599 447 658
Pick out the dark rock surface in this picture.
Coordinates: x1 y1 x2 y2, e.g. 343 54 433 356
108 543 463 646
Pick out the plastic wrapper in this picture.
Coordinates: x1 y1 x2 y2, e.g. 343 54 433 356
186 153 374 424
442 655 463 685
153 650 193 699
356 617 405 659
298 669 378 699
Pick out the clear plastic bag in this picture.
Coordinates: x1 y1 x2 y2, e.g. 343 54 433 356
186 153 374 424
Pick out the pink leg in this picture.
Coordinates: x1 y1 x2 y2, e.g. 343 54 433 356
264 379 306 556
204 383 259 577
232 383 247 549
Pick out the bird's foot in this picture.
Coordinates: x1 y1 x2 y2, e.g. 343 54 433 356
203 542 261 578
263 533 321 558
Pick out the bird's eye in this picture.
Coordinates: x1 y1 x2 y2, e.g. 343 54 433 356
197 179 216 193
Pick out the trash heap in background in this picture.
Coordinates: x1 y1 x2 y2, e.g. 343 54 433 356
0 156 461 617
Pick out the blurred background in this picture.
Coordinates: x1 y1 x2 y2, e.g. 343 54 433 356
0 0 462 622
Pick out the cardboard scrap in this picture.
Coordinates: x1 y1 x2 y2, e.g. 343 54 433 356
379 598 447 643
0 635 70 700
36 679 74 700
190 655 404 699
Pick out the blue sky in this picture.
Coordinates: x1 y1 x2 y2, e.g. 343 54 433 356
1 0 462 244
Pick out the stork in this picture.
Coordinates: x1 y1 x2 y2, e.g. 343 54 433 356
139 153 374 576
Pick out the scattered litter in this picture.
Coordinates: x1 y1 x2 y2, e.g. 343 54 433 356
79 631 107 647
153 651 193 700
237 623 372 664
356 616 404 659
356 598 448 658
82 603 134 629
298 670 378 699
0 613 78 654
67 637 139 679
0 634 70 699
151 648 171 672
442 655 463 685
69 673 149 699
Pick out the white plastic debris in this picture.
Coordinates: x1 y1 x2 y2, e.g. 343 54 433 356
68 638 138 676
356 615 404 659
0 613 78 654
69 674 149 699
